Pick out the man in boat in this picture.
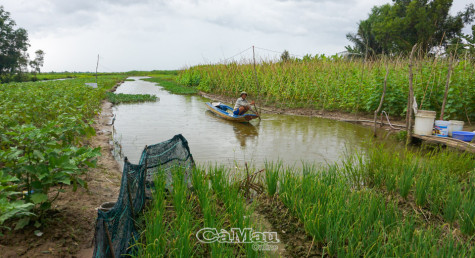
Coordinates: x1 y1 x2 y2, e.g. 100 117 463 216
233 91 255 115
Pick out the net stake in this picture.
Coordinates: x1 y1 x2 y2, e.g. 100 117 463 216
103 220 116 258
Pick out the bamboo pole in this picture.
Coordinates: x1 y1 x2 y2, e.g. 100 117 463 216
374 62 390 137
252 46 261 120
406 44 418 146
440 54 454 120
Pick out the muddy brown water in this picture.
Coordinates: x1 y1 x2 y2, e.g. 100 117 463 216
112 77 400 168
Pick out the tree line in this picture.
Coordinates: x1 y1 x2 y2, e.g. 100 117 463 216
0 6 44 83
345 0 475 57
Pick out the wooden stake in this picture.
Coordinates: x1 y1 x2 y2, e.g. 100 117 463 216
440 54 454 120
252 46 261 120
406 44 418 146
103 220 116 258
374 62 390 137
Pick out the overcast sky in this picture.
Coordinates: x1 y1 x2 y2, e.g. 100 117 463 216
2 0 473 72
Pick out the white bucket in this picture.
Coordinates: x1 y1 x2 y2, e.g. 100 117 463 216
414 110 436 135
448 120 464 137
434 120 450 137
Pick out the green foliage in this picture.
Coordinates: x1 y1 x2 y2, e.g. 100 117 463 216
0 6 30 82
0 75 125 228
143 75 198 94
276 146 475 256
177 56 475 121
106 92 157 104
264 160 281 197
346 1 475 55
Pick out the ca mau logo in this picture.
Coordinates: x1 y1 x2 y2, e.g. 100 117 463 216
196 228 280 244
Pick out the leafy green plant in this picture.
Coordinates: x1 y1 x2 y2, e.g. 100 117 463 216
0 75 124 229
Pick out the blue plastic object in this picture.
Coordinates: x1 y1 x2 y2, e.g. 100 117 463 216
452 131 475 142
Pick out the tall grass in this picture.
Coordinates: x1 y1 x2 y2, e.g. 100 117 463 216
136 146 473 256
277 157 474 256
177 56 475 121
264 160 281 197
133 171 167 257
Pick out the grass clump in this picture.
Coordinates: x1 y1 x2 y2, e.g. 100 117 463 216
144 75 197 95
106 92 157 104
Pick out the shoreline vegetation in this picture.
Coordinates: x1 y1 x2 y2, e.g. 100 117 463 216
176 55 474 123
134 146 474 257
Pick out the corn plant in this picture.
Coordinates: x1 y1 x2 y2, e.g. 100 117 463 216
178 55 475 121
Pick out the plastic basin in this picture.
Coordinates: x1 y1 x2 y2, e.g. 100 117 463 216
452 131 475 142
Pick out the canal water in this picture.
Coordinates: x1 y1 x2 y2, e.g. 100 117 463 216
112 77 396 168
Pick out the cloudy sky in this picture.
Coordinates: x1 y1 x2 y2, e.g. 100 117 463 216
2 0 473 72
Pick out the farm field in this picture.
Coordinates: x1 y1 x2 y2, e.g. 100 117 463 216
134 146 474 257
1 69 474 257
177 56 475 122
0 75 129 255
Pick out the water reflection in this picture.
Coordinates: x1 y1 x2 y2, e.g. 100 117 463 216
233 123 258 147
205 110 259 147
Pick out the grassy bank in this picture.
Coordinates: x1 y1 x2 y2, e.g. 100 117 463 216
142 71 198 95
135 146 474 256
177 56 475 122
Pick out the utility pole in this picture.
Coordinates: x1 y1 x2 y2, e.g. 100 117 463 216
96 54 99 84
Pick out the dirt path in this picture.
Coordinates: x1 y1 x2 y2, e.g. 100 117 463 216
0 85 123 258
254 194 322 257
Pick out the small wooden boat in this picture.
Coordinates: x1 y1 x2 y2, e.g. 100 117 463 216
206 102 258 122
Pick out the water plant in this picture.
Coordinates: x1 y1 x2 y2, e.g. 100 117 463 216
106 92 157 104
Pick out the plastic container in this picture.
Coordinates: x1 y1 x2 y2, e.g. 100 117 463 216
434 120 450 137
448 120 464 137
452 131 475 142
414 110 436 135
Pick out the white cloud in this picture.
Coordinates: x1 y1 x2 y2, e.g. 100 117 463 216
1 0 473 72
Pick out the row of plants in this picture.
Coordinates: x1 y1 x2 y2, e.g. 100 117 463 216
134 166 262 257
0 75 126 232
262 146 474 256
176 55 475 121
134 145 473 256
